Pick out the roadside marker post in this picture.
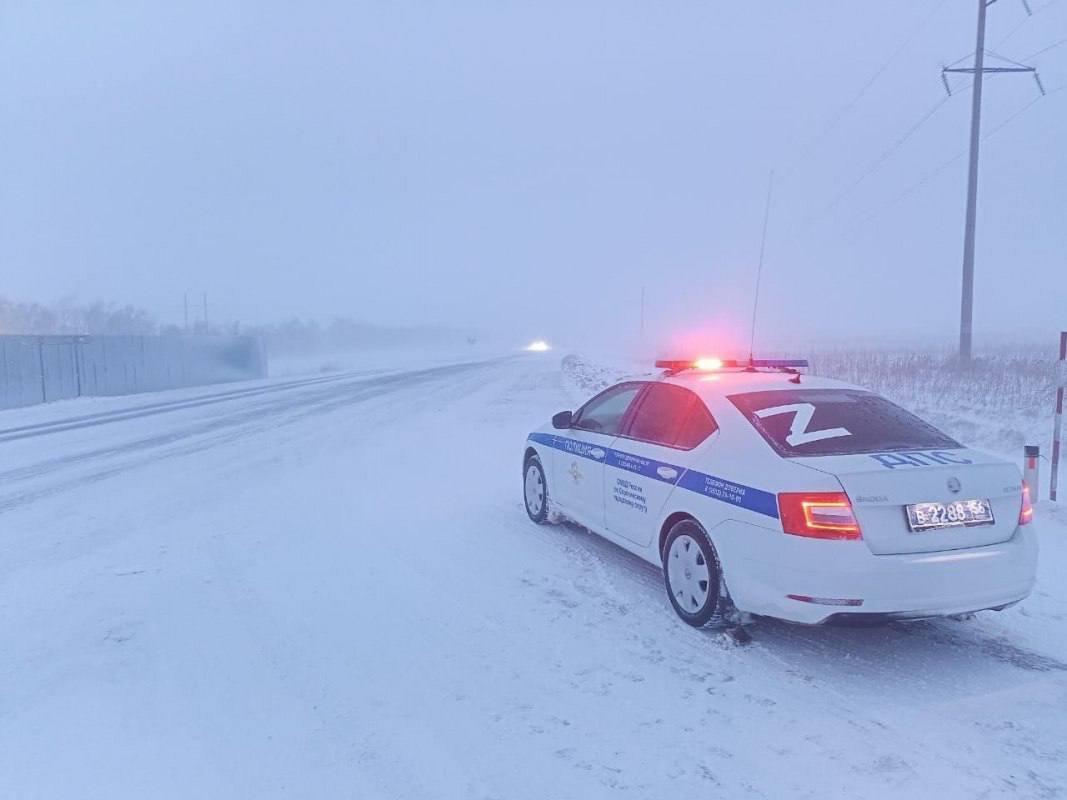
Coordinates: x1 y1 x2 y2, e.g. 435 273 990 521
1024 445 1040 500
1051 332 1067 502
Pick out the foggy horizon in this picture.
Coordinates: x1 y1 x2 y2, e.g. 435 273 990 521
3 1 1065 349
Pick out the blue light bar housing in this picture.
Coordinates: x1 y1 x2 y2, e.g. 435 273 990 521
750 359 809 369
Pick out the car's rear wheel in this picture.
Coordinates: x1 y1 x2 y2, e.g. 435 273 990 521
663 519 724 627
523 455 549 524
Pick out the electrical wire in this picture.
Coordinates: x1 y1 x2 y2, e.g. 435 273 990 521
823 29 1060 232
811 91 957 223
852 84 1062 229
779 0 950 179
994 0 1060 49
1022 36 1067 59
768 2 1060 243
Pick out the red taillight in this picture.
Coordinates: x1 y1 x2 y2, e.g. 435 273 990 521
778 492 862 540
1019 481 1034 526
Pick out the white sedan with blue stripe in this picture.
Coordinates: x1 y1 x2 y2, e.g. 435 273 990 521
522 359 1037 627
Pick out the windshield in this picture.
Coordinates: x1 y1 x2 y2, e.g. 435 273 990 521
728 388 962 457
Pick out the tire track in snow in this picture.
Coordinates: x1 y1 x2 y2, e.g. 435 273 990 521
0 368 391 443
0 357 511 515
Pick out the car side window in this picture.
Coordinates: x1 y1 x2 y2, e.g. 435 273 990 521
627 383 718 449
572 383 642 435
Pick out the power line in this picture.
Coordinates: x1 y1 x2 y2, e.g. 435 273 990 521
758 1 1057 264
799 0 950 158
995 15 1033 49
1022 36 1067 59
803 0 1058 229
988 81 1059 125
994 0 1060 49
772 3 963 239
853 84 1060 229
811 92 957 223
985 48 1043 68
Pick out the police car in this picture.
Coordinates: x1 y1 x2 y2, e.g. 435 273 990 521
522 358 1037 627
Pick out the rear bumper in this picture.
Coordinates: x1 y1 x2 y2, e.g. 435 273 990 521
720 523 1038 625
820 599 1023 626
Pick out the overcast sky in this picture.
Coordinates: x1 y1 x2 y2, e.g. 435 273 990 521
1 1 1065 351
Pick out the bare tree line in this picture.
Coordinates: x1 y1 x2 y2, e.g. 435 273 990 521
0 296 157 336
0 295 474 354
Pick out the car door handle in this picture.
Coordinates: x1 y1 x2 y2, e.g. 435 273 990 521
656 466 678 481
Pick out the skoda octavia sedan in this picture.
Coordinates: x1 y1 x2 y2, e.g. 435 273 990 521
521 358 1037 627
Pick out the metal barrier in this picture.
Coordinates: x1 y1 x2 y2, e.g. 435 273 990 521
0 335 266 410
1052 332 1066 502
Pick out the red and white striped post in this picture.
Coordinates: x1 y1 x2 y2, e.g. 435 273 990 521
1051 331 1067 501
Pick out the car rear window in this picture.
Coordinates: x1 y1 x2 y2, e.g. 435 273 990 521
728 389 961 457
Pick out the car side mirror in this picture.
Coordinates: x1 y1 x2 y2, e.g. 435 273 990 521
551 410 573 429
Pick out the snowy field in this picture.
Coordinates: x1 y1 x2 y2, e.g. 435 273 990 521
2 350 1066 799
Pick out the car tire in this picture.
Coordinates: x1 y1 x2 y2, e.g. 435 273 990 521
523 455 550 524
663 519 725 628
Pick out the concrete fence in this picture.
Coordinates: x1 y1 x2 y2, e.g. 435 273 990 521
0 335 267 410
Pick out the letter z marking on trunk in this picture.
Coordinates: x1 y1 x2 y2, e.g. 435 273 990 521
754 402 852 447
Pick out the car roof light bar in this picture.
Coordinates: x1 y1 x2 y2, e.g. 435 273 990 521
655 358 809 375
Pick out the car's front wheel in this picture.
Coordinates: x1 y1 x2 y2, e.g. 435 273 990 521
663 519 725 627
523 455 549 524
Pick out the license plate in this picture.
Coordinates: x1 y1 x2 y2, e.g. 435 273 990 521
906 499 995 532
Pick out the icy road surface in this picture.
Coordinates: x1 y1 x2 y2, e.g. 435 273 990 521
2 354 1066 799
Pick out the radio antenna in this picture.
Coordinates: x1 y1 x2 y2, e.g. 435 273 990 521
747 169 775 365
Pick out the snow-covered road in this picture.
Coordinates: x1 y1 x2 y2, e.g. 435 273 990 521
2 353 1066 799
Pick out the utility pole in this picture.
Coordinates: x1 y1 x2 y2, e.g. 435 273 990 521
183 293 189 332
955 0 987 363
943 0 1044 361
202 292 208 328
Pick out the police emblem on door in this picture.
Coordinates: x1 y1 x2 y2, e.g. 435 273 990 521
947 477 961 494
568 461 583 484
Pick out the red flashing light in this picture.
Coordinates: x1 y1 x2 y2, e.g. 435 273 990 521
656 358 735 372
778 492 862 540
1019 481 1034 526
694 357 724 371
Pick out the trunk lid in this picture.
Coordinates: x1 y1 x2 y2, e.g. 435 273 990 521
797 449 1023 555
